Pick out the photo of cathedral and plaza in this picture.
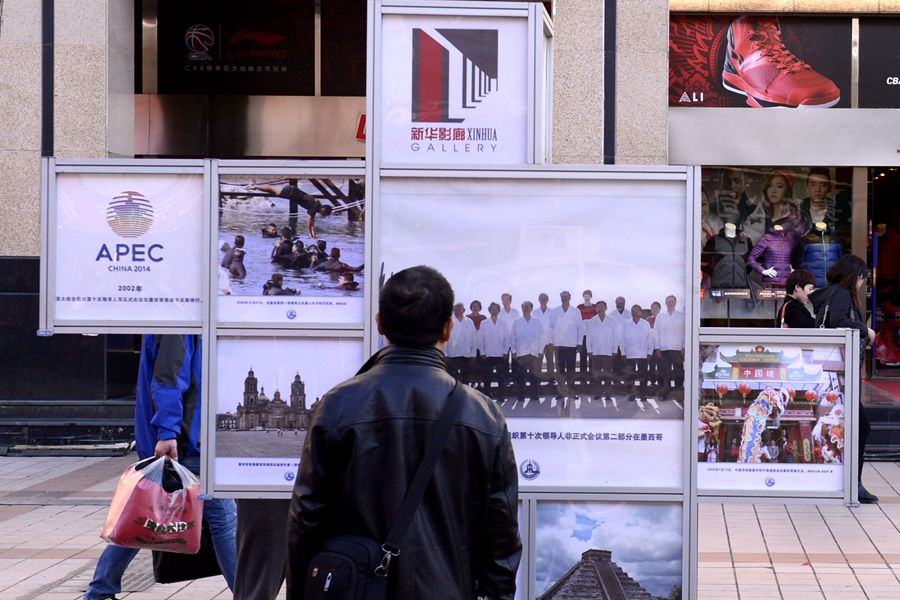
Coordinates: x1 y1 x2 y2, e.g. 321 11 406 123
216 367 315 432
213 337 365 459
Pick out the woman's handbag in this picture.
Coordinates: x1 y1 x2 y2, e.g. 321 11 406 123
152 519 222 583
100 456 203 554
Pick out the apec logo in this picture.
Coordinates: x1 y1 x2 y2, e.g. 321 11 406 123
284 471 295 482
106 191 153 238
411 28 498 123
765 477 776 488
520 459 541 481
96 191 164 267
287 310 297 320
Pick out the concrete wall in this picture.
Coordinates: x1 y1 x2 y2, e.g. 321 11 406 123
616 0 668 164
0 0 133 257
551 0 604 164
551 0 669 165
0 0 43 257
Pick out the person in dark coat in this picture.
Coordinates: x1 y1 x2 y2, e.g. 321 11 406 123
286 266 521 599
777 269 816 328
809 255 877 503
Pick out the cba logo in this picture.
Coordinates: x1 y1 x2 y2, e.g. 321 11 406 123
411 28 498 122
284 471 295 482
765 477 775 488
106 191 154 238
520 459 541 481
186 24 214 61
287 310 297 320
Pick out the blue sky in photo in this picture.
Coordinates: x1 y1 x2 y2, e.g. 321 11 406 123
535 502 683 598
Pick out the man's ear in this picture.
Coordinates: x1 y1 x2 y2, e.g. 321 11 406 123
376 313 384 336
439 319 453 343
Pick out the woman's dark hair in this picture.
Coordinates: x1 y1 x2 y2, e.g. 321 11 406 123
826 255 868 308
379 266 453 347
785 269 816 296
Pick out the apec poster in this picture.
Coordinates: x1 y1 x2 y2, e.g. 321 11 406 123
697 341 846 494
54 173 204 322
669 15 851 108
379 176 689 489
379 14 529 164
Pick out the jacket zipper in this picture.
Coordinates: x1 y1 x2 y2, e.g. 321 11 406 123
324 571 333 591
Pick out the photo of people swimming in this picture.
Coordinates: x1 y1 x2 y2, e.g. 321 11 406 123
217 174 365 322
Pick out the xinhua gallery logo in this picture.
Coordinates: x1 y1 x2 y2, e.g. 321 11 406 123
106 191 154 238
411 28 498 122
186 24 215 61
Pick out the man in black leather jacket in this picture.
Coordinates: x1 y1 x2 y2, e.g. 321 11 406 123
286 266 521 599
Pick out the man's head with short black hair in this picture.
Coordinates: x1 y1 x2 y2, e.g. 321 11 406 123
378 266 454 347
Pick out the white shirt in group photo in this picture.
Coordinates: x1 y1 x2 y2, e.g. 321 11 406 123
549 306 584 347
498 306 521 331
653 309 686 351
446 315 477 358
585 315 619 356
620 318 655 359
532 306 553 342
605 308 629 351
511 317 545 357
477 318 511 358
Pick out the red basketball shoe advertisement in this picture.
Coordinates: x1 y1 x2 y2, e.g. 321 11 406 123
669 15 851 108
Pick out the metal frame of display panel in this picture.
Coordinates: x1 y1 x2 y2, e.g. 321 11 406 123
369 0 552 168
370 164 697 600
695 327 859 505
211 160 368 331
688 327 859 600
371 163 698 494
39 158 210 334
203 328 364 497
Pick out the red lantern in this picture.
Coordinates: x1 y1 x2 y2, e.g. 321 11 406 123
739 382 751 403
805 390 819 403
825 390 840 403
715 383 729 402
786 387 796 400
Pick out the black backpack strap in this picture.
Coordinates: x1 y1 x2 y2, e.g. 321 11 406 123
377 380 464 572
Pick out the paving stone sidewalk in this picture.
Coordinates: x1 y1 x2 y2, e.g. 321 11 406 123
1 455 900 599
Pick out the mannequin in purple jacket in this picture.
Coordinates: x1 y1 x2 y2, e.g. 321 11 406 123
748 206 810 286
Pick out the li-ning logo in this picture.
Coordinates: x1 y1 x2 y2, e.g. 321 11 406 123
411 28 498 122
186 24 215 61
520 459 541 480
107 191 154 238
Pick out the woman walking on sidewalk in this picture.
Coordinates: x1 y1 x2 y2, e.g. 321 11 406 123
810 255 878 503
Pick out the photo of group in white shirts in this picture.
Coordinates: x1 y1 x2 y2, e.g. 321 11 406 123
445 289 686 419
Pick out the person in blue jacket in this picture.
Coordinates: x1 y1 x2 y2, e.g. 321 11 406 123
84 335 237 600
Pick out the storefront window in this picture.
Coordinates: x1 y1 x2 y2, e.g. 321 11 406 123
700 166 853 326
869 168 900 377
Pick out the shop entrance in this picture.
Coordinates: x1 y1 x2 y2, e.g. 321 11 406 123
869 167 900 380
